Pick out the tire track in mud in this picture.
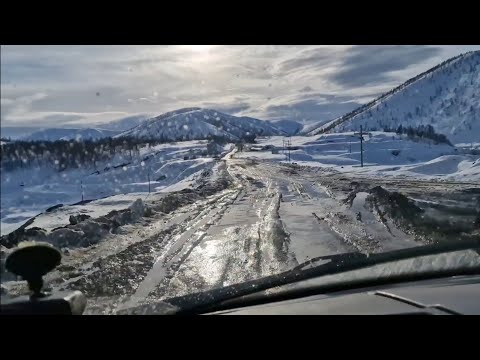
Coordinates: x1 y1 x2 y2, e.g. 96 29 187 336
53 180 239 314
312 212 376 253
258 162 419 255
117 189 242 310
143 165 297 302
146 184 253 297
230 159 477 261
210 190 295 291
160 191 237 265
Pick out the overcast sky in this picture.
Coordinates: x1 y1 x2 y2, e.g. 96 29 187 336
1 45 479 128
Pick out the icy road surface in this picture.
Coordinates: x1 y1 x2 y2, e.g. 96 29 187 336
4 151 477 314
97 156 422 313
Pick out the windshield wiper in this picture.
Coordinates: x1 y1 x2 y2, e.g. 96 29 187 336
118 238 480 315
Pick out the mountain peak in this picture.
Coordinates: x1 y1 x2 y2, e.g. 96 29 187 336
117 108 285 141
304 51 480 145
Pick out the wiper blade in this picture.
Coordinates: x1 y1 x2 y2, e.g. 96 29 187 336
291 252 368 271
118 238 480 315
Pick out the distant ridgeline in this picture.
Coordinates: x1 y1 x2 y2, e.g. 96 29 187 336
1 137 141 172
0 133 253 172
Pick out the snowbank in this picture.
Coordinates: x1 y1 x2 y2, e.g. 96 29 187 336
238 133 480 182
1 140 221 236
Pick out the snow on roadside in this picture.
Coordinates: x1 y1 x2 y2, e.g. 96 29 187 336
0 157 231 251
22 193 152 234
1 140 223 236
236 133 480 182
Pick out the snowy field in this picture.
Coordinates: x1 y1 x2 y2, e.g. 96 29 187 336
1 139 478 313
238 133 480 182
1 140 232 235
2 133 478 238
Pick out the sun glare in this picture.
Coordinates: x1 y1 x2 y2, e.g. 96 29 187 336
182 45 216 52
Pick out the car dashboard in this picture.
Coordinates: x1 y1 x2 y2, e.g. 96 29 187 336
208 275 480 315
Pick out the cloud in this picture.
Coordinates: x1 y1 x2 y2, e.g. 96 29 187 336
328 45 443 87
241 92 363 123
199 102 250 115
1 98 15 106
299 86 314 93
274 46 346 75
263 96 362 123
1 110 131 127
1 45 478 128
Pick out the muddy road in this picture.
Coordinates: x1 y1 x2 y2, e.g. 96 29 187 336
3 155 478 314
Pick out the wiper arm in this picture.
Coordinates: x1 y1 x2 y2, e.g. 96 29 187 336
118 238 480 315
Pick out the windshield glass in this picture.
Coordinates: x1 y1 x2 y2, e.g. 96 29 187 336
1 45 479 314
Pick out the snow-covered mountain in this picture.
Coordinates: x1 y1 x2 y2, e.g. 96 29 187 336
21 128 121 142
270 119 303 135
0 127 42 140
98 114 151 132
304 51 480 145
301 119 334 136
117 108 286 141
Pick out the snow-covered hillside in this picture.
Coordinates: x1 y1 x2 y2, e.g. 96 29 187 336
117 108 286 141
0 139 232 235
301 119 335 136
97 114 151 132
21 128 121 142
305 51 480 145
237 133 480 182
270 119 303 135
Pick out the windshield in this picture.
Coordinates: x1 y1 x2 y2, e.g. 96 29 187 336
1 45 479 314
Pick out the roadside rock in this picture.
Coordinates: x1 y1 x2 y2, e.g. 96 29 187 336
0 217 38 248
49 228 86 248
24 227 48 241
45 204 64 213
69 214 91 225
130 198 147 220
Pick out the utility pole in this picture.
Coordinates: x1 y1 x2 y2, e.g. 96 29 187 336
81 179 84 202
288 137 291 162
148 167 151 194
360 125 364 167
353 128 365 167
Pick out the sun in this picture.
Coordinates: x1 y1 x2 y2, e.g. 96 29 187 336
182 45 216 52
